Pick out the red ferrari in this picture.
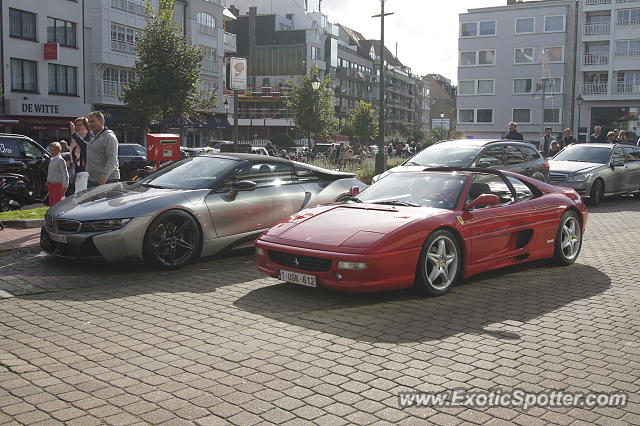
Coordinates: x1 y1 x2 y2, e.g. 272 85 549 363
255 168 587 295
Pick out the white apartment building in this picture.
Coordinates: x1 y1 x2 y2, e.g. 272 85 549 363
1 0 92 142
578 0 640 141
0 0 236 146
457 0 576 140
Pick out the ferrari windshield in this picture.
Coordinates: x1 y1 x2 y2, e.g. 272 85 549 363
553 146 611 164
358 173 468 209
406 143 480 167
140 156 237 190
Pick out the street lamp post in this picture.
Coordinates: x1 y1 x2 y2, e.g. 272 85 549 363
310 73 322 150
439 111 445 140
223 98 230 139
373 0 393 175
576 94 584 142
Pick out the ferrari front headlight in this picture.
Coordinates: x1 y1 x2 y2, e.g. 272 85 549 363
81 218 132 232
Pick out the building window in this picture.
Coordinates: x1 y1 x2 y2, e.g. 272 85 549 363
615 39 640 56
479 21 496 36
477 79 494 94
111 0 145 16
459 109 475 123
459 79 494 95
515 17 534 34
460 52 476 66
544 15 565 32
102 67 135 98
9 9 36 41
10 58 38 92
458 80 475 95
513 109 531 124
311 46 320 60
460 20 496 37
47 17 77 48
544 78 562 93
545 47 564 62
111 23 140 54
460 22 477 37
48 64 78 96
617 9 640 26
197 12 216 36
201 46 218 74
459 109 493 123
477 109 493 123
515 47 534 64
544 108 562 124
514 78 533 94
478 50 496 65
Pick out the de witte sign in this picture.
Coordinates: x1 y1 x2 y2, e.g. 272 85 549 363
8 100 91 118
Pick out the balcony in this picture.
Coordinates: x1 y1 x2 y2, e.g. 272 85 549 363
201 61 218 75
583 52 609 64
615 49 640 57
617 17 640 26
585 0 611 4
111 40 136 55
581 82 609 94
617 0 640 3
583 23 611 35
111 0 145 16
199 25 216 37
96 81 126 99
223 31 236 52
613 82 640 93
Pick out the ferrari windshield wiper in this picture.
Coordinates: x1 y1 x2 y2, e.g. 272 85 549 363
372 200 420 207
141 183 167 189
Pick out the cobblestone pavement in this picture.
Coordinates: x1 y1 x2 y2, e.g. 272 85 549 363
0 198 639 425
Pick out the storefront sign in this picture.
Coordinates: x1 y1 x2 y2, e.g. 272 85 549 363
228 57 247 90
44 42 59 60
22 103 60 114
8 100 91 117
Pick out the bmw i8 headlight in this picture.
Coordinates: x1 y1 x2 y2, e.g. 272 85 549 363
81 218 132 232
567 173 593 182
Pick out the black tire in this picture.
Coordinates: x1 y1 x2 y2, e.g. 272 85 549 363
588 179 604 206
143 210 202 270
415 229 463 296
552 210 582 266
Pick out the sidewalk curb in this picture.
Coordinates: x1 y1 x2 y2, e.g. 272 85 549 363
0 219 44 229
0 246 41 257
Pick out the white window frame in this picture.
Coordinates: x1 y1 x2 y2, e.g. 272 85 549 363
478 49 496 66
458 80 475 95
512 108 532 124
476 108 494 124
458 109 475 123
458 108 494 124
544 108 562 124
197 12 216 36
544 77 563 94
460 22 477 37
544 46 564 63
513 78 534 94
458 79 495 95
459 20 497 38
514 47 535 64
544 15 566 32
459 51 477 66
515 17 535 34
110 22 140 55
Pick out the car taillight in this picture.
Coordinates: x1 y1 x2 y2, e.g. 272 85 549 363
543 162 549 168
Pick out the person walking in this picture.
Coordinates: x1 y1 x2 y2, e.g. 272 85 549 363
69 117 93 193
559 128 576 148
539 127 554 157
47 142 69 207
590 126 606 143
86 111 120 188
503 122 524 141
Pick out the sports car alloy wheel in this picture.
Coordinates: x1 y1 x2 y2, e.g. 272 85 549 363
588 179 603 206
417 230 461 296
553 211 582 265
143 210 201 269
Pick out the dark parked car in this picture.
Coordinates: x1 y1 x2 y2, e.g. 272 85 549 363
549 143 640 205
373 139 550 183
118 143 149 181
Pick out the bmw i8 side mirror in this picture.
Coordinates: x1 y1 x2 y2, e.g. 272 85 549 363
464 193 500 210
234 180 257 192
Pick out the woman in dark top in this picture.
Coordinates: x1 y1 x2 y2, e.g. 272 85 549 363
69 117 93 193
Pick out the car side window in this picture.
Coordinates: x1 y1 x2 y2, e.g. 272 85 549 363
520 146 541 162
233 162 293 188
20 140 45 159
622 146 639 161
507 176 533 201
612 148 625 164
475 146 505 167
504 145 527 165
0 139 22 159
467 174 514 206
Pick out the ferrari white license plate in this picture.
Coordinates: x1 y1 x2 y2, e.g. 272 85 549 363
49 232 67 244
279 269 317 287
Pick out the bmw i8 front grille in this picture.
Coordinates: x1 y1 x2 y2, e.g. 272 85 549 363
268 250 332 272
56 219 82 233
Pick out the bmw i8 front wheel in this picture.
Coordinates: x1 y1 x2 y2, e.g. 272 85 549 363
416 230 462 296
143 210 202 269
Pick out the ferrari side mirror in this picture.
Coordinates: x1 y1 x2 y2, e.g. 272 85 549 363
464 193 500 210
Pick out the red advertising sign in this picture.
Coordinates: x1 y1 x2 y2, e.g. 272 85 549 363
44 43 59 60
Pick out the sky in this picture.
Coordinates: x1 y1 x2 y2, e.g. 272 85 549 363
317 0 504 84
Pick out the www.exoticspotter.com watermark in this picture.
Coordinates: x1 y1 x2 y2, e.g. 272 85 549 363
398 388 628 410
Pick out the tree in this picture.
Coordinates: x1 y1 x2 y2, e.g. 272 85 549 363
285 64 335 147
270 133 295 148
344 100 378 146
122 0 214 132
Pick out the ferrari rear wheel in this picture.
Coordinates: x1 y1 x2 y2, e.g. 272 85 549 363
143 210 202 270
416 230 462 296
553 211 582 266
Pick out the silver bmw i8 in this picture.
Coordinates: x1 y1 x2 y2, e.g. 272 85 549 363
41 153 366 269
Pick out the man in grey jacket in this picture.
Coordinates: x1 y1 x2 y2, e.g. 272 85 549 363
87 111 120 188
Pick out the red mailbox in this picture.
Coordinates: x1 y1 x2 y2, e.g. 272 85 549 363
146 133 181 163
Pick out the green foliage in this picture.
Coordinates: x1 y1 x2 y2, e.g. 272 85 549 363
122 0 214 131
344 100 378 146
270 133 296 148
285 64 335 139
307 156 405 184
0 207 47 221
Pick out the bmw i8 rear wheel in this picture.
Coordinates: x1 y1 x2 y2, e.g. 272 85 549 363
143 210 202 269
553 211 582 266
416 230 462 296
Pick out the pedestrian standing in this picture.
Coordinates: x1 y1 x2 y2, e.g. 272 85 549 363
548 140 560 157
590 126 606 143
47 142 69 207
607 132 617 143
69 117 93 193
559 128 576 148
618 130 629 144
86 111 120 188
503 122 524 141
539 127 554 157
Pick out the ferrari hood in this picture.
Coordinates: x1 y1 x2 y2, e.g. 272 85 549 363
47 182 206 221
548 161 604 174
266 203 443 249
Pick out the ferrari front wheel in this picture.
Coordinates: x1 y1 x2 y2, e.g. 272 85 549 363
553 210 582 266
416 230 462 296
